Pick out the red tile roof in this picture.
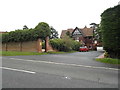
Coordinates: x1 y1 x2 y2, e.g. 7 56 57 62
60 28 74 38
81 27 93 36
60 27 93 38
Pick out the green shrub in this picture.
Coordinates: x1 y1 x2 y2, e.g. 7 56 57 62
49 38 65 51
49 36 81 52
72 41 81 51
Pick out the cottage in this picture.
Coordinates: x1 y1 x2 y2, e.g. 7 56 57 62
60 26 96 49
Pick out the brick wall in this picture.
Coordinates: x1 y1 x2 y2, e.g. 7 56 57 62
1 38 57 52
21 41 38 52
2 39 42 52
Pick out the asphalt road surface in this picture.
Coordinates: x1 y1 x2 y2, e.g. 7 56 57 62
1 51 119 88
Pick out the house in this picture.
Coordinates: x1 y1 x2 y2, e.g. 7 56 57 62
60 26 97 49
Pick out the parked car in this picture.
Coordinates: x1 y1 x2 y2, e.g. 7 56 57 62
79 47 89 52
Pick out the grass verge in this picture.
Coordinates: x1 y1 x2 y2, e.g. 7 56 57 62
96 58 120 65
0 51 77 56
0 51 48 56
47 51 77 54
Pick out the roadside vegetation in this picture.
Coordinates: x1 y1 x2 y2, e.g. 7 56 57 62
0 51 77 56
1 22 49 43
96 58 120 65
100 5 120 59
1 51 48 56
49 36 81 52
95 5 120 65
47 51 77 54
1 22 81 53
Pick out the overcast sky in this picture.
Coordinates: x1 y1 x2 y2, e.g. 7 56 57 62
0 0 119 36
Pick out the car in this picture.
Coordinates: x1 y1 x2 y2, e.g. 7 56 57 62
79 47 89 52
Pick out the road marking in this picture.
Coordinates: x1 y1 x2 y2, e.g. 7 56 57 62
0 67 36 74
4 58 120 71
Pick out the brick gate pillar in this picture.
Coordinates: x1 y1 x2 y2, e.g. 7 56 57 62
37 38 42 52
45 36 54 52
45 36 49 52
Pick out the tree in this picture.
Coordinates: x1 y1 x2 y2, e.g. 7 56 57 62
95 25 102 42
34 22 51 40
90 23 97 29
23 25 29 30
90 23 102 43
50 26 59 39
100 5 120 59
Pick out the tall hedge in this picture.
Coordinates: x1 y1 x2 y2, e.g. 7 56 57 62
101 5 120 58
2 22 51 43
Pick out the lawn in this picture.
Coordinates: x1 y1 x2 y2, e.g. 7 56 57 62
96 58 120 65
0 51 77 56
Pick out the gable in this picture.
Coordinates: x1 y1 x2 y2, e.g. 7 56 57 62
60 27 93 39
72 27 82 36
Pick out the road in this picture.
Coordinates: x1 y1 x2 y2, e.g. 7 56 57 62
1 51 119 88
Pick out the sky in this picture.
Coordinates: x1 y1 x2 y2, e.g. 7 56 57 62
0 0 119 36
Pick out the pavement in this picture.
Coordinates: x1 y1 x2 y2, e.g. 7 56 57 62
1 51 119 88
97 53 105 59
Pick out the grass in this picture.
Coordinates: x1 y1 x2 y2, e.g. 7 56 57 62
96 58 120 65
0 51 77 56
0 51 48 56
47 51 77 54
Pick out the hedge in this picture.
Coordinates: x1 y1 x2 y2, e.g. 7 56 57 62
1 22 51 43
49 37 81 52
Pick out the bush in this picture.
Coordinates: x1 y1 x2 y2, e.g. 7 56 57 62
49 38 65 51
72 41 81 51
49 36 81 52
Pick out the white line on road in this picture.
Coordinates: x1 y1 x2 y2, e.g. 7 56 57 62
4 58 120 71
0 67 36 74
